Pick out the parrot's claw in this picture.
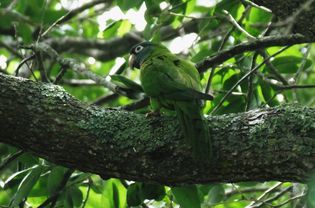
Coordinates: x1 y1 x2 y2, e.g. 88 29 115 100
145 111 161 118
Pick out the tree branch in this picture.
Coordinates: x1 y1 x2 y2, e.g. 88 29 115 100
196 34 312 73
0 73 315 185
253 0 315 38
44 19 200 61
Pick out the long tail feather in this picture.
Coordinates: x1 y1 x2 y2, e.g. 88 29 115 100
174 102 212 161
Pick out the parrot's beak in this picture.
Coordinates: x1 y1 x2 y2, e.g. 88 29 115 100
128 54 135 69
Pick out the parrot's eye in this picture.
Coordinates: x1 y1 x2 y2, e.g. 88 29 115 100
135 45 144 53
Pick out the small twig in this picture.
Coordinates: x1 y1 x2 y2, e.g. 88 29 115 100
61 79 97 86
0 150 24 172
218 6 251 51
58 0 106 25
240 0 272 13
40 0 106 38
252 186 292 208
35 51 49 82
15 54 35 76
284 0 315 35
41 10 72 38
222 10 256 40
214 90 247 96
92 93 120 106
225 187 269 198
245 53 259 111
38 169 74 208
120 97 150 111
258 73 315 91
276 84 315 91
169 12 220 21
259 50 289 85
205 67 216 94
211 46 290 114
246 182 283 208
272 193 306 208
81 177 92 208
54 66 67 84
294 44 312 81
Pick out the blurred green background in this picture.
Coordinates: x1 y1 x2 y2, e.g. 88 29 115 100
1 0 315 207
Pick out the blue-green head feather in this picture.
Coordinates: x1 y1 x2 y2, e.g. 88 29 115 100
129 41 169 69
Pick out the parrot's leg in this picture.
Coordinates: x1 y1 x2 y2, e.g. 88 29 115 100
145 98 161 118
145 111 161 118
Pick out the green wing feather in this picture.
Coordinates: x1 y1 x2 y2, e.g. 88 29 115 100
140 49 212 160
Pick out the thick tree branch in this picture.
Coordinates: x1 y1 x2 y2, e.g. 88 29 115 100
0 73 315 185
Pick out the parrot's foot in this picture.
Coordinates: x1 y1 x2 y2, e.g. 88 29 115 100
145 111 161 118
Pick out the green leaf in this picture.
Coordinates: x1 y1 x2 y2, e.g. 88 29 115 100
198 184 215 196
16 23 33 44
64 189 74 208
102 179 126 208
214 0 240 17
103 20 122 39
308 176 315 207
215 95 245 114
191 47 215 63
47 166 67 194
10 165 42 207
172 185 201 208
264 56 312 74
69 186 83 207
185 0 196 14
28 173 48 197
83 21 99 38
145 0 161 17
5 165 39 187
259 80 279 106
117 0 143 11
169 0 187 13
127 183 142 206
43 10 67 24
245 8 272 36
140 182 165 201
222 72 240 90
0 0 11 8
206 184 225 206
117 20 132 37
198 18 219 36
17 152 38 166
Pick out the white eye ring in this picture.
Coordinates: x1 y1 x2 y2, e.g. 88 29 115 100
135 45 144 53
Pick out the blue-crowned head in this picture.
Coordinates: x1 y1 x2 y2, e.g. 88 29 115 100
129 41 168 69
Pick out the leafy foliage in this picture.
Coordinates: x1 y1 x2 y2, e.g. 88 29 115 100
0 0 314 207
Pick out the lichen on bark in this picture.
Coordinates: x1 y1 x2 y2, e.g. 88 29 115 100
0 73 315 185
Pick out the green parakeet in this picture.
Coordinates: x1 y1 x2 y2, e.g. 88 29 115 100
129 42 213 160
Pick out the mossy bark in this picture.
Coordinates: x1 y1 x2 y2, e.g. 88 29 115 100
0 73 315 185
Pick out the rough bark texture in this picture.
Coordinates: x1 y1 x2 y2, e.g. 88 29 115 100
253 0 315 39
0 73 315 185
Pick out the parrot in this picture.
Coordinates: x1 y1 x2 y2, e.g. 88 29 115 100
129 41 213 161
